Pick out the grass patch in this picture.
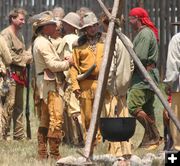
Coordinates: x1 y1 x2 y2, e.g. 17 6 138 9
0 85 166 165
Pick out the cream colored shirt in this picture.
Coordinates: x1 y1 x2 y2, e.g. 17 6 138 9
164 32 180 92
33 35 69 75
0 35 12 73
33 35 69 99
1 26 31 67
63 34 79 82
107 35 134 96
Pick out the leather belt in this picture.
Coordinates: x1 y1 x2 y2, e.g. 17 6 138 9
86 75 98 80
135 63 156 72
146 63 156 71
38 71 44 75
10 64 24 70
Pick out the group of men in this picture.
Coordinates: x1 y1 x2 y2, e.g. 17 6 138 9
0 4 179 162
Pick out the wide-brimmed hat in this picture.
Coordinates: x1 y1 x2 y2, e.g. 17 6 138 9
171 21 180 26
30 11 57 30
61 12 81 29
81 12 98 29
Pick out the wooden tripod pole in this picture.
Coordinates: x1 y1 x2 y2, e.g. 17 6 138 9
115 28 180 131
83 0 124 159
98 2 180 131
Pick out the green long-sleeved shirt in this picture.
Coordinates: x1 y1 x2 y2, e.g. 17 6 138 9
131 27 159 89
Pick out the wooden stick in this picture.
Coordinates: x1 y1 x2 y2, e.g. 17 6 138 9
83 0 124 159
96 0 112 19
98 6 180 131
115 28 180 131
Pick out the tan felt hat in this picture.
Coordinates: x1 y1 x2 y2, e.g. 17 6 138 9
61 12 81 29
81 12 98 29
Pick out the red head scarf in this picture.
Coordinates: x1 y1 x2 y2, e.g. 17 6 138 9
129 7 159 41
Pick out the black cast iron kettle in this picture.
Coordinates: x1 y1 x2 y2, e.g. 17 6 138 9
100 105 136 142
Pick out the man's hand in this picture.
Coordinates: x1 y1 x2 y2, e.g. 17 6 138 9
26 56 33 64
74 89 81 99
0 67 6 76
165 84 171 96
65 55 74 66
